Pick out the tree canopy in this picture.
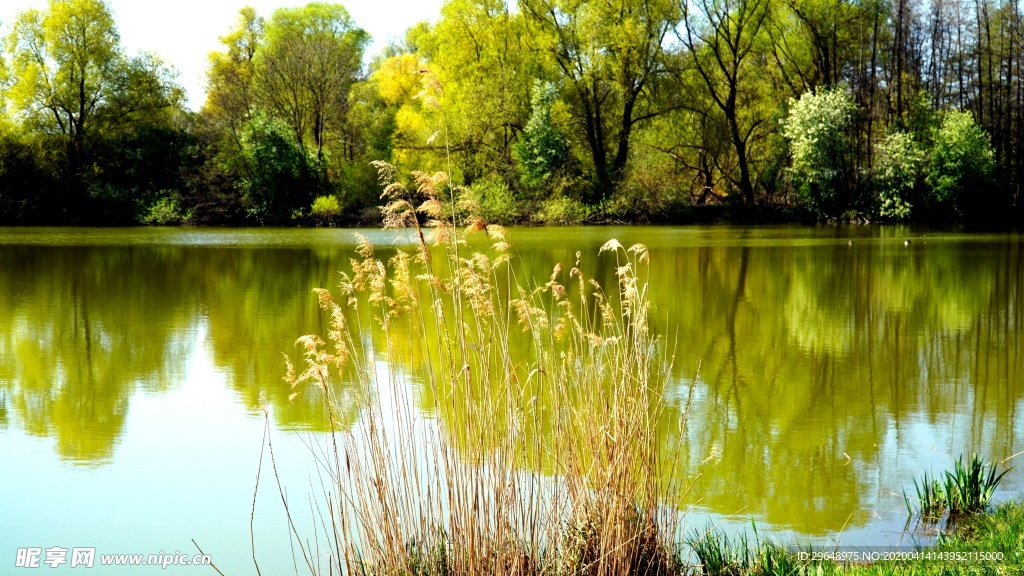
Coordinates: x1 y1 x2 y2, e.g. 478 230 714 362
0 0 1022 226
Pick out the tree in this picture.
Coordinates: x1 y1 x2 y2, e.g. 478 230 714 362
3 0 183 221
875 130 925 220
413 0 536 185
520 0 680 203
203 7 264 153
925 109 995 219
781 87 858 215
5 0 120 189
680 0 772 205
254 3 369 162
515 80 569 187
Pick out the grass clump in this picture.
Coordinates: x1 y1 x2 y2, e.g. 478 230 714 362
267 155 690 576
679 502 1024 576
686 526 804 576
904 454 1011 520
687 526 749 576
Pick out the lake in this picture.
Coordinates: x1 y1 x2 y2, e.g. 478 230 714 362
1 226 1021 573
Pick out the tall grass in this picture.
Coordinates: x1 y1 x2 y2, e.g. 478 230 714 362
270 158 690 576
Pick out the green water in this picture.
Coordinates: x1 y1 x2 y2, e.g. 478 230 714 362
0 226 1021 572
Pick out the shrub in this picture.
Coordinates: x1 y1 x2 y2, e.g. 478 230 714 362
598 160 680 222
875 131 925 221
141 194 191 225
534 195 594 225
238 113 316 225
310 194 341 225
925 110 995 220
458 177 520 224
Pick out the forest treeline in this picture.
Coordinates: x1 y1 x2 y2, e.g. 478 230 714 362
0 0 1022 226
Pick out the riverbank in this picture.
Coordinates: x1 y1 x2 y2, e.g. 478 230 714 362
685 500 1024 575
6 201 1022 228
333 499 1024 575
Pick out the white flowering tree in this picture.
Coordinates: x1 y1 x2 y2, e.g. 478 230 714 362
875 131 925 221
781 88 858 216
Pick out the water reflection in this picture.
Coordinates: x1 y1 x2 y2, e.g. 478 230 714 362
0 247 196 462
199 247 361 428
641 237 1023 534
0 243 364 465
0 228 1021 538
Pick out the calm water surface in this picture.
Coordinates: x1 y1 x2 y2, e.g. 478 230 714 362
1 226 1021 573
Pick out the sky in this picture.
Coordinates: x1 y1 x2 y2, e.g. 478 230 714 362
0 0 445 110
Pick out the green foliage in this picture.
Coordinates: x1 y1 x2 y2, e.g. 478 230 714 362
942 454 1011 515
515 80 569 188
311 195 341 216
84 124 200 224
907 469 946 519
310 194 342 226
688 526 751 575
3 0 183 143
905 454 1010 520
534 195 594 225
238 113 316 225
255 3 369 160
875 131 925 221
781 88 858 216
681 0 772 206
195 3 379 226
599 159 681 222
1 0 185 223
202 7 263 142
459 177 520 224
925 110 995 220
0 131 54 224
411 0 535 183
520 0 679 203
4 0 1024 226
141 195 191 226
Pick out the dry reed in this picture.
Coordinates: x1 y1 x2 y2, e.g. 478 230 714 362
264 72 691 576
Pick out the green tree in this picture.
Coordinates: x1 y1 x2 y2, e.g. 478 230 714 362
515 80 569 188
238 112 314 224
875 130 924 220
203 7 264 153
520 0 679 204
4 0 119 171
680 0 772 205
3 0 183 221
254 3 369 162
781 87 857 215
925 110 995 220
416 0 536 184
363 52 426 163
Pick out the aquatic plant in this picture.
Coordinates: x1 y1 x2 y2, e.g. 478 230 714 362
904 454 1010 520
943 454 1011 515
